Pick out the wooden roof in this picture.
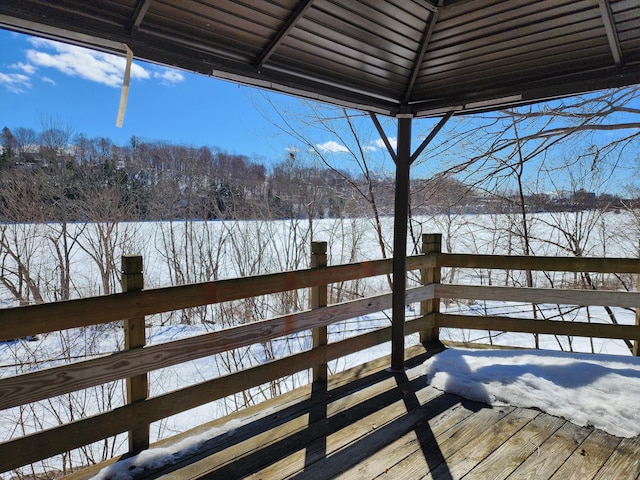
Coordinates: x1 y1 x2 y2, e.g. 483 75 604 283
1 1 640 117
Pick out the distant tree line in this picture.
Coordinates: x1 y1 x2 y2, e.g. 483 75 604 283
1 125 635 224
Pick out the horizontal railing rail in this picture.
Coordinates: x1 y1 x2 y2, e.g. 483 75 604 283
438 253 640 274
435 284 640 309
1 315 435 472
436 314 640 341
0 255 434 340
0 284 435 411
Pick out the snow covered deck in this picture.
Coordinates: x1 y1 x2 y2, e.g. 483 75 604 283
68 343 640 480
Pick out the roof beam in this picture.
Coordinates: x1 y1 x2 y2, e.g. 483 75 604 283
598 0 624 68
255 0 315 70
411 110 453 163
403 2 441 104
369 113 398 163
127 0 154 34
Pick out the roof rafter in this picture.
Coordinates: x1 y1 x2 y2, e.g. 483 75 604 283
254 0 315 71
369 113 397 163
403 1 442 105
598 0 624 68
127 0 154 34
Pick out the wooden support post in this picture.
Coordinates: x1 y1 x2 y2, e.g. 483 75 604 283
311 241 328 383
121 254 149 453
390 117 412 371
635 244 640 356
421 234 442 343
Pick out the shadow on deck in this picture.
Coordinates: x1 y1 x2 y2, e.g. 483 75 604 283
71 344 640 480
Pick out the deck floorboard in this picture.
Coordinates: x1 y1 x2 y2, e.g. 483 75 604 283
70 344 640 480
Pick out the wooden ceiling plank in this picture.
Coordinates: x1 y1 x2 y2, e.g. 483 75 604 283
414 48 615 99
420 21 605 78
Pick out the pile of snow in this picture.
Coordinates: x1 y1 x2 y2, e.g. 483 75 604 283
93 419 241 480
424 348 640 438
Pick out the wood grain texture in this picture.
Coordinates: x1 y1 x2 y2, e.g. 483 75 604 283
549 429 621 480
421 233 441 343
122 254 149 454
311 241 328 383
463 413 565 479
424 408 540 479
61 344 640 480
6 249 640 474
592 436 640 480
341 404 504 480
506 421 591 480
3 251 635 340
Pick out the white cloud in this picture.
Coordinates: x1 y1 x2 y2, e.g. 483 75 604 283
373 137 397 150
11 62 36 74
154 69 185 85
316 140 349 153
4 37 184 94
0 72 31 93
25 38 150 88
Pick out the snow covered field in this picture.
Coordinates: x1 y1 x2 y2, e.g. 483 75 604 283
1 211 639 476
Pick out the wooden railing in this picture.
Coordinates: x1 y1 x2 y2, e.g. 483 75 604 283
433 249 640 348
1 233 640 474
0 244 434 473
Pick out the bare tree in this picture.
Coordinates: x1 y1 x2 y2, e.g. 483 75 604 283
260 99 397 289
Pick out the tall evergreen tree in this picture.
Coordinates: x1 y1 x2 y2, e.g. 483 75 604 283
1 126 16 169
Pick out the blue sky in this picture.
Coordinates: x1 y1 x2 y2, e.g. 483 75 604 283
1 28 637 192
0 29 327 163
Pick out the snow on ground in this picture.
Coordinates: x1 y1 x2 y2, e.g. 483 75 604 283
424 347 640 438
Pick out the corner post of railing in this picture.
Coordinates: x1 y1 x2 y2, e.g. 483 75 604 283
121 254 149 453
311 241 328 383
421 234 442 344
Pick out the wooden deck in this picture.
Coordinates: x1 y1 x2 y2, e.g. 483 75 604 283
72 344 640 480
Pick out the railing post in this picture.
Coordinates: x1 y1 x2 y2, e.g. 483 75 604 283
635 245 640 356
311 241 328 383
121 254 149 453
421 234 441 343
